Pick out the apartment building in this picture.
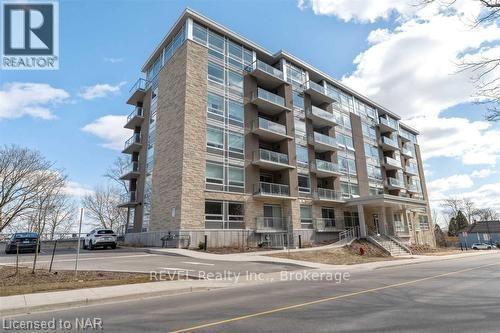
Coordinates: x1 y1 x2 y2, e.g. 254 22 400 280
120 8 436 249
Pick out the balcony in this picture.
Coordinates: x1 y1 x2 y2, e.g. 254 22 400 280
309 132 340 152
306 105 339 127
313 159 342 178
118 191 138 207
384 156 402 170
386 177 405 190
313 188 348 202
252 149 293 171
401 146 414 158
399 130 412 142
124 107 144 129
405 164 419 176
122 133 142 154
253 182 291 199
407 184 421 193
304 80 335 104
378 117 399 133
380 136 400 151
255 217 288 233
246 60 286 89
313 218 341 232
251 118 291 142
120 161 140 180
251 87 291 115
127 78 149 105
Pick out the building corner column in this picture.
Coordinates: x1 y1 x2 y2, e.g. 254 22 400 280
357 204 367 238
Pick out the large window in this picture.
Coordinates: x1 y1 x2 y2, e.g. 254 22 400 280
300 206 313 229
293 91 304 109
208 61 224 84
339 156 357 175
228 100 243 124
207 93 224 116
337 133 355 150
227 71 243 94
419 215 430 230
296 144 309 166
228 132 244 154
205 200 244 229
298 174 311 194
206 162 223 185
228 166 244 188
207 126 224 149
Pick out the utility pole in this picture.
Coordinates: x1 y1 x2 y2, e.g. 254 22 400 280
74 208 84 279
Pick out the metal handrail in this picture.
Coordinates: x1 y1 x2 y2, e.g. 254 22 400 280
124 133 141 149
129 78 149 93
255 217 288 230
127 107 143 122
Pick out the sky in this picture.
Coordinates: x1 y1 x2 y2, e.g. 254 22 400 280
1 0 499 226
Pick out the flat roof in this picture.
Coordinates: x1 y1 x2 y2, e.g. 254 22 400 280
141 8 419 135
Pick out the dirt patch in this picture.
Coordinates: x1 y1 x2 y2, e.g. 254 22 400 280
269 240 404 265
196 240 338 254
0 266 171 296
410 245 463 256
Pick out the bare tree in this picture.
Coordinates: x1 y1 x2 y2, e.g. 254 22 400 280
45 194 76 240
419 0 500 121
0 145 60 232
82 186 126 231
104 156 129 194
473 207 500 221
462 198 476 225
441 197 464 220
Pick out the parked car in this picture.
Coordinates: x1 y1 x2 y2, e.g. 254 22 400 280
471 243 493 250
83 229 117 250
5 232 40 254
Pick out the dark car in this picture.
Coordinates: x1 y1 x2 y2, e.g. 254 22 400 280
5 232 40 254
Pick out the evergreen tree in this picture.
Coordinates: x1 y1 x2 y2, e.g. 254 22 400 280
455 210 469 232
434 224 446 247
448 217 458 236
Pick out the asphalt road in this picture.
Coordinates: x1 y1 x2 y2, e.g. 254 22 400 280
4 252 500 332
0 248 302 276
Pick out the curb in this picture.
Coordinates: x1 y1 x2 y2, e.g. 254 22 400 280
1 286 215 317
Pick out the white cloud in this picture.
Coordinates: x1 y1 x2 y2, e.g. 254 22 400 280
471 168 496 178
428 174 474 194
79 81 126 100
82 115 130 150
0 82 69 120
409 116 500 165
298 0 416 23
104 57 124 63
64 181 94 197
461 183 500 212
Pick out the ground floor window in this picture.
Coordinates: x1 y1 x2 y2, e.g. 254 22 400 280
418 215 430 230
205 200 244 229
394 213 405 232
344 211 359 228
300 205 313 229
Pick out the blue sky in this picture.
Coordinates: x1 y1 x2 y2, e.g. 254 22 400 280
1 0 499 220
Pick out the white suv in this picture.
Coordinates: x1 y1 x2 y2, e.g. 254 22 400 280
83 229 117 250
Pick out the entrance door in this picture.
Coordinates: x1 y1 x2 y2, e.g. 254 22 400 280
373 214 380 235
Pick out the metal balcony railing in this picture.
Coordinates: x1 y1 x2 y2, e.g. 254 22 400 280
307 80 326 95
254 182 290 197
124 133 141 149
406 164 419 174
124 161 139 174
379 117 399 130
308 105 340 124
315 159 341 174
121 190 137 203
254 87 285 107
127 107 143 122
254 148 289 165
382 136 399 149
255 118 287 136
315 188 346 201
402 147 414 157
247 60 284 81
387 177 405 188
129 78 148 93
255 217 287 231
313 218 337 231
313 132 338 148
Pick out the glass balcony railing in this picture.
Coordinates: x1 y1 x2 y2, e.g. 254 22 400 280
254 148 289 165
256 118 287 136
254 87 285 107
406 164 419 174
407 184 419 192
247 60 284 81
313 132 338 148
254 182 290 197
307 80 326 95
399 130 412 141
388 177 405 188
308 105 340 124
129 78 148 93
315 188 346 201
315 159 341 174
379 117 399 130
127 107 143 122
124 161 139 174
313 218 337 231
402 146 414 157
385 156 402 168
382 136 399 149
256 217 287 230
124 133 141 149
